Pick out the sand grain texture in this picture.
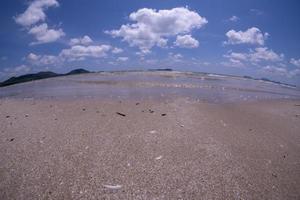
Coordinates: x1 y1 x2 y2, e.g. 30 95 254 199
0 97 299 199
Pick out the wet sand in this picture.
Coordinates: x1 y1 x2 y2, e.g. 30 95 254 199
0 97 300 199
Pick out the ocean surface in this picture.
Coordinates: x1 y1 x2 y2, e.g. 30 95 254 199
1 71 300 103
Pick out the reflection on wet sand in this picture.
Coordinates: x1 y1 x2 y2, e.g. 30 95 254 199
0 71 299 102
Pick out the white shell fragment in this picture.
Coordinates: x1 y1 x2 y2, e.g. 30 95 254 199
103 184 122 190
155 155 163 160
149 130 157 134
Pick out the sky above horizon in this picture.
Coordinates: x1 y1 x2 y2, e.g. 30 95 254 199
0 0 300 85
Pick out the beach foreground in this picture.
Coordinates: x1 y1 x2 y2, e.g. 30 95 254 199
1 97 300 199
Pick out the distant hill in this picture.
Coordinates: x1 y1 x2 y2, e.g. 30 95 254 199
0 68 296 88
66 68 90 75
147 68 173 72
0 68 91 87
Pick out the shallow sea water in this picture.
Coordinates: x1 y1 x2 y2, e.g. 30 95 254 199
0 71 299 103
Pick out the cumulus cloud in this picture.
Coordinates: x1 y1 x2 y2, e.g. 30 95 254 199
290 58 300 67
27 43 123 65
106 7 207 53
225 52 248 61
27 53 40 61
69 35 93 46
15 0 64 45
229 15 239 22
221 59 245 68
168 52 183 60
174 35 199 48
15 0 59 27
224 47 284 66
260 65 300 78
28 23 65 44
60 45 112 61
112 48 123 54
27 53 61 65
249 47 284 62
261 66 288 76
117 57 129 62
225 27 269 45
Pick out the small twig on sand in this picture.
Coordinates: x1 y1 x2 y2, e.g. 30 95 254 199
116 112 126 117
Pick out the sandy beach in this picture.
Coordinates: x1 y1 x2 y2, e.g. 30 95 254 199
2 0 300 198
0 72 300 199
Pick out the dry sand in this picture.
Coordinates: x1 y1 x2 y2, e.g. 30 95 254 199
0 97 299 199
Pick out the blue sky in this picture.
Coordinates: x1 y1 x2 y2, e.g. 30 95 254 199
0 0 300 85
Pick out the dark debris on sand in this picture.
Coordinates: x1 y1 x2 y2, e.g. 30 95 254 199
116 112 126 117
148 109 154 113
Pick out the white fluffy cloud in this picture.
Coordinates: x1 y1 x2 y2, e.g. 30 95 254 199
261 66 288 76
249 47 284 62
225 52 248 61
26 43 121 65
260 66 300 78
60 45 112 61
28 23 65 44
69 35 93 46
15 0 64 45
225 27 269 45
27 53 61 65
224 47 284 65
15 0 59 27
117 57 129 62
174 35 199 48
27 53 40 61
221 59 245 68
106 7 207 53
290 58 300 67
168 52 183 60
112 48 123 54
229 15 239 22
